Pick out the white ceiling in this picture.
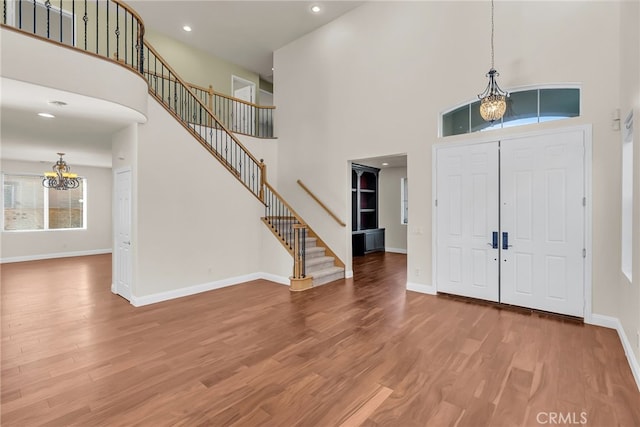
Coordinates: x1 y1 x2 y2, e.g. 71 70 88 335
1 78 146 168
128 0 365 81
353 154 407 169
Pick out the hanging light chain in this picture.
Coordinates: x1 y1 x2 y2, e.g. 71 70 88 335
490 0 495 70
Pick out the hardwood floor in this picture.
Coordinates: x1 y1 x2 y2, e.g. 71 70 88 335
2 253 639 426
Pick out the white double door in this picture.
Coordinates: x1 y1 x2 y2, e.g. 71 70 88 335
435 130 586 317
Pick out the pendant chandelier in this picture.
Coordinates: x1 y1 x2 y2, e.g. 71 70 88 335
42 153 80 190
477 0 508 122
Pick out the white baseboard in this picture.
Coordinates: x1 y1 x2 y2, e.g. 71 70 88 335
386 247 407 254
586 313 620 329
1 249 112 264
587 314 640 392
406 282 436 295
258 272 289 286
130 272 290 307
345 270 354 279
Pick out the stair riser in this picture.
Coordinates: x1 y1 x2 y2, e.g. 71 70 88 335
306 261 336 272
312 271 344 286
305 250 326 260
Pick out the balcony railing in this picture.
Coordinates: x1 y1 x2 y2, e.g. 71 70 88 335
2 0 145 73
189 83 275 139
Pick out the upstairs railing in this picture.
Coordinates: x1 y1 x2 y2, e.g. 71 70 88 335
2 0 144 73
142 42 265 201
190 84 275 139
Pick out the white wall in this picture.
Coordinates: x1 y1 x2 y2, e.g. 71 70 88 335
274 2 622 315
1 159 112 261
144 29 261 100
379 166 407 253
133 98 287 298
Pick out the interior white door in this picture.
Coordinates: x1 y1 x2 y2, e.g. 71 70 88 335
114 169 132 301
435 142 500 302
500 132 585 316
232 81 255 135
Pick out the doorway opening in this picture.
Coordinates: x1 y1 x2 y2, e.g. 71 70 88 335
349 154 408 263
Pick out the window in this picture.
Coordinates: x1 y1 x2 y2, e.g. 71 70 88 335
621 112 633 282
3 174 86 231
401 177 408 224
442 87 580 137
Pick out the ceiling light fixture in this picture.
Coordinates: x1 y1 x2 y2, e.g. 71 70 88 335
38 112 55 118
477 0 508 122
42 153 80 190
310 5 321 13
382 162 389 166
183 25 192 32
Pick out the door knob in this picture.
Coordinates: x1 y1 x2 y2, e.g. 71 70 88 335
487 231 499 249
502 232 513 250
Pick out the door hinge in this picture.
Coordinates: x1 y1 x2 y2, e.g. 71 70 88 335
582 248 586 258
582 197 586 207
435 199 438 207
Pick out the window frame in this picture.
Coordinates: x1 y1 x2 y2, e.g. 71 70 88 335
439 84 582 137
2 172 87 232
621 111 633 282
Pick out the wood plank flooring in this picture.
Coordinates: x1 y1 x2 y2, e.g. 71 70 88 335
2 253 639 426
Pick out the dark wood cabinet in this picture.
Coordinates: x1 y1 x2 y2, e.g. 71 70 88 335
351 164 385 255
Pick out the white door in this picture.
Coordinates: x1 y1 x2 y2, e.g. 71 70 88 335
434 130 586 317
114 169 132 301
500 132 585 317
435 142 500 302
232 77 256 135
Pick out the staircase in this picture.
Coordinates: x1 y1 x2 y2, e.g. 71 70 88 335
1 0 345 289
263 216 344 287
141 35 345 290
304 238 345 286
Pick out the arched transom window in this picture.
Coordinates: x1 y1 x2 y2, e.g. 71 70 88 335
441 87 580 137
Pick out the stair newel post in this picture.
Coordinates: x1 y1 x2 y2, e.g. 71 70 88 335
208 85 214 112
290 224 312 291
259 159 266 202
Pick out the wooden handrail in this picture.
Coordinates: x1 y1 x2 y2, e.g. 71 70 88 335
187 82 275 110
143 41 265 170
263 181 345 269
113 0 146 36
297 180 346 227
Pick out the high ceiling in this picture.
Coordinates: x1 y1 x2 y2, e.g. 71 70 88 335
1 1 365 167
1 78 145 168
127 1 365 81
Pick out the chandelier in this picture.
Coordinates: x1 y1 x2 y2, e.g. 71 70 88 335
42 153 80 190
478 0 508 122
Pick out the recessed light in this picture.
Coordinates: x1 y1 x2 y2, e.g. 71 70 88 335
38 112 55 118
382 162 389 166
183 25 192 32
48 100 67 106
310 5 321 13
